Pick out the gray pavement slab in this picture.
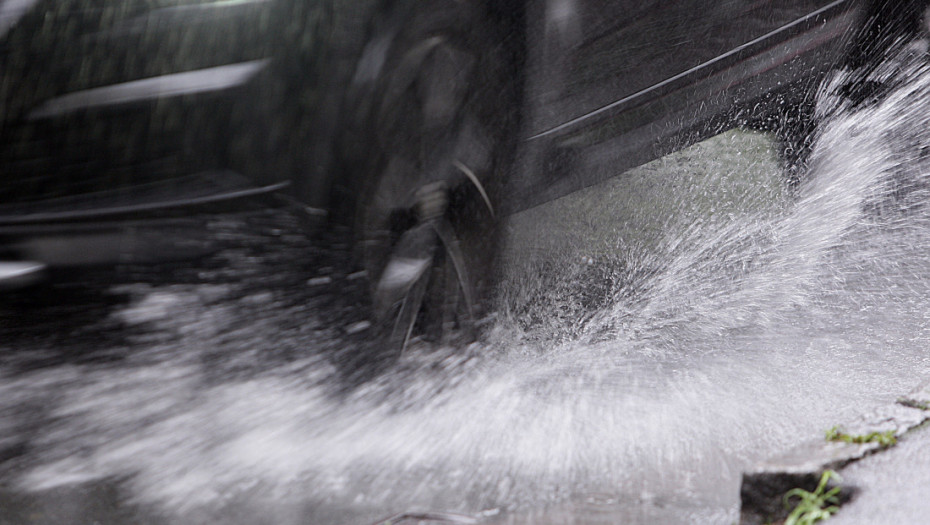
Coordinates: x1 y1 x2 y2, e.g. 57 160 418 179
829 421 930 524
740 383 930 524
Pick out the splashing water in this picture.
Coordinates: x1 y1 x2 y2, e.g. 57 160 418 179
5 49 930 524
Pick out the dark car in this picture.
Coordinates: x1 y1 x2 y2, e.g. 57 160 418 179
1 0 924 348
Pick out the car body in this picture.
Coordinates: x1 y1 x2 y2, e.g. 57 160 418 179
0 0 327 284
0 0 911 298
511 0 865 210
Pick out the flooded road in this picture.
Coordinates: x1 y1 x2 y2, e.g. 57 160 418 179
4 51 930 525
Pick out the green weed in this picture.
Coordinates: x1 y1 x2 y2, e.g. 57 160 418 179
825 426 897 447
783 470 842 525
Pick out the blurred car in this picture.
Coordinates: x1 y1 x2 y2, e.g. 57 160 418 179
0 0 298 285
0 0 923 349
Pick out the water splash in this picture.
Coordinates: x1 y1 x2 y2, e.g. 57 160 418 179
6 49 930 524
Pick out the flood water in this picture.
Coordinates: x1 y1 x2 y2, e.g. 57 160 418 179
3 50 930 524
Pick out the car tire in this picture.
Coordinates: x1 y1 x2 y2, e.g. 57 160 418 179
336 0 522 356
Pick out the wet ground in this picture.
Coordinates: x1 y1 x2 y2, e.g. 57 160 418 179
0 210 381 379
2 123 930 525
0 209 383 524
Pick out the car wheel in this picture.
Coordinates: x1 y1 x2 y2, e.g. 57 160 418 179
337 0 521 356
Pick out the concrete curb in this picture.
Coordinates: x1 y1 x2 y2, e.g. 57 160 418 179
739 383 930 524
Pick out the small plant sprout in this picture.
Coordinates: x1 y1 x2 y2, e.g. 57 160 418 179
824 426 897 447
783 470 842 525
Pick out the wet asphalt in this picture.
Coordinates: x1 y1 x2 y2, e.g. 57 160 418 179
0 207 387 385
1 190 928 524
0 207 390 525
